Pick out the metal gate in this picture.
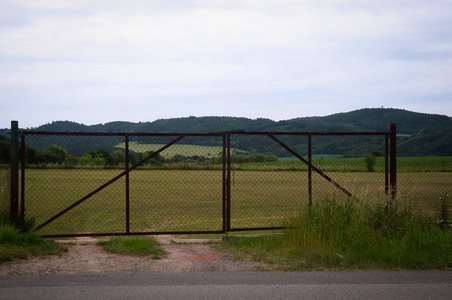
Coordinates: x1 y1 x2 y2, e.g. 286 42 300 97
15 127 396 238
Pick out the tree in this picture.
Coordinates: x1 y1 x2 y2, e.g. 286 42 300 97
64 155 79 166
96 148 113 165
111 150 125 165
79 153 94 165
0 137 10 164
138 151 165 166
37 145 67 164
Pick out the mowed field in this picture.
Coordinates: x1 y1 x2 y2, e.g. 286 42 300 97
20 167 452 236
115 142 247 158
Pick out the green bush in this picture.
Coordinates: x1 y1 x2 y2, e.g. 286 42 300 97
364 153 377 172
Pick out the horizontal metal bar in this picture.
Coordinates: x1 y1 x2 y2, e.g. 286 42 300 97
21 131 229 137
40 230 225 239
241 131 389 136
228 227 287 232
21 130 388 137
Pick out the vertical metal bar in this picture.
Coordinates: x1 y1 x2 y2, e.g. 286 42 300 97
389 123 397 203
125 134 130 234
20 132 26 231
10 121 18 228
226 134 231 232
308 134 312 207
222 134 226 234
384 133 389 196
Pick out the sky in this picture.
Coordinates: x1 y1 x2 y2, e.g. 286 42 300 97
1 0 452 129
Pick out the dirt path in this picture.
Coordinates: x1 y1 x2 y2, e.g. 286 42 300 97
0 236 260 275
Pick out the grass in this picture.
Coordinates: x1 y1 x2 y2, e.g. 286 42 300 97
21 168 451 236
98 236 165 259
0 222 67 264
219 199 452 270
20 156 452 173
233 156 452 172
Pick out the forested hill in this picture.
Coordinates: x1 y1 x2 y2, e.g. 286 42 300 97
1 108 451 156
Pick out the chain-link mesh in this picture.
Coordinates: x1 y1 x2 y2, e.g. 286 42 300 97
229 133 389 230
397 162 452 221
23 134 126 235
20 130 451 237
128 135 224 233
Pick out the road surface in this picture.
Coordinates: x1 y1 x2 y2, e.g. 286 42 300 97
1 271 451 299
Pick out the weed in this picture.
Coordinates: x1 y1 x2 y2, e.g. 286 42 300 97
0 223 66 263
99 236 166 259
438 194 451 231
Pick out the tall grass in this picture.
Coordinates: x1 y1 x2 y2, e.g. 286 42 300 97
0 210 67 263
222 199 452 270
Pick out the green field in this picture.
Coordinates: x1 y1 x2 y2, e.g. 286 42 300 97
20 167 451 236
115 142 246 158
233 156 452 172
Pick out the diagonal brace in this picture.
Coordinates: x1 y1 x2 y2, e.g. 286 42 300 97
267 134 352 198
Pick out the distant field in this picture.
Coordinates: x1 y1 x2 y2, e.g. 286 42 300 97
115 142 247 158
22 167 451 236
233 156 452 172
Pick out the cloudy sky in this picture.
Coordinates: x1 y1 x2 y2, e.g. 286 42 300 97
1 0 451 129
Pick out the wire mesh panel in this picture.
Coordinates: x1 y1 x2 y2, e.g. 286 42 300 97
229 134 307 230
309 134 388 204
22 134 126 236
397 159 452 221
21 132 226 236
228 133 389 231
128 135 224 233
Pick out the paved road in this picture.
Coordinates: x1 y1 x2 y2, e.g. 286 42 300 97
1 271 451 299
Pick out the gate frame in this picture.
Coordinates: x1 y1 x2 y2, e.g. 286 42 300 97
14 125 396 237
225 130 394 232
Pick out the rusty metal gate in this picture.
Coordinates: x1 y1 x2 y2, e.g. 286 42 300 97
16 127 396 238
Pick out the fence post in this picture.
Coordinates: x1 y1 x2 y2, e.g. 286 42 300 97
125 134 130 234
389 123 397 203
10 121 19 227
226 134 231 233
308 134 312 207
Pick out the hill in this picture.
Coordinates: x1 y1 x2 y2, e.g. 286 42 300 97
1 108 451 157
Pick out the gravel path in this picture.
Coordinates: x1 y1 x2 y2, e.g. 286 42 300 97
0 236 260 275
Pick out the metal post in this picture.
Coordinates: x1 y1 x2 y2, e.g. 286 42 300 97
20 132 26 231
10 121 19 228
125 135 130 234
384 133 389 196
389 123 397 203
226 134 231 232
222 135 227 234
308 134 312 207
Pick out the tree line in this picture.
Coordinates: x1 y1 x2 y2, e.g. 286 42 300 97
0 140 279 167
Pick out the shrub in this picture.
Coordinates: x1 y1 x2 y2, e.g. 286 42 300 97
364 153 377 172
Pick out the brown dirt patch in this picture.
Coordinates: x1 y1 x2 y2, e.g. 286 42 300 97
0 235 260 275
